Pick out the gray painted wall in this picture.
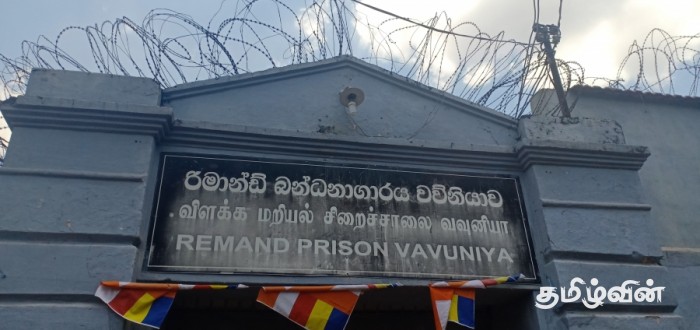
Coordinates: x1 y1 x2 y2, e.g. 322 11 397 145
0 69 169 329
163 56 519 146
533 89 700 329
553 90 700 249
0 59 686 329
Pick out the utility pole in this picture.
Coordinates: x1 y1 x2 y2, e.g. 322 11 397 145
534 24 571 117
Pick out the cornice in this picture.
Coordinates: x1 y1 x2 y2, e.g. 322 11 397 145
164 120 521 172
1 90 651 172
162 120 651 173
516 140 650 170
1 95 173 140
0 167 145 182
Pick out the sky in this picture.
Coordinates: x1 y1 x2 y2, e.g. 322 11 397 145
1 0 699 143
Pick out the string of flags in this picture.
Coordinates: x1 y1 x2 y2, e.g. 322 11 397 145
257 284 398 330
94 274 524 329
94 281 247 328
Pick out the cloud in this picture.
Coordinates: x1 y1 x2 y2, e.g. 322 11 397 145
356 0 699 86
553 0 699 83
557 20 619 81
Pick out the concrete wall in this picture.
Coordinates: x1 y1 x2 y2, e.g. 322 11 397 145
0 60 686 329
163 56 519 147
0 69 171 329
567 90 700 249
517 116 682 329
533 88 700 328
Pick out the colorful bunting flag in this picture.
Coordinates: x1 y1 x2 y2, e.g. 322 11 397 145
257 284 398 330
430 274 524 330
95 283 175 329
95 276 526 330
94 282 246 329
430 287 475 329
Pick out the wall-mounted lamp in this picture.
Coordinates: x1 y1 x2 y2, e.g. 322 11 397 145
339 87 365 115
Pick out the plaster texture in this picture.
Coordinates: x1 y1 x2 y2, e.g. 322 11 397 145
519 116 625 144
25 68 161 105
164 56 518 146
4 127 155 173
0 302 124 329
527 165 647 204
0 242 137 295
533 88 700 249
518 114 676 328
0 68 168 330
531 88 700 328
0 174 146 236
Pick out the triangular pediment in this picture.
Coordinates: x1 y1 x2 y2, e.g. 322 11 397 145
163 56 518 147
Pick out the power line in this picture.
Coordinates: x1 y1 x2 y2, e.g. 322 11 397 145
557 0 564 28
351 0 532 47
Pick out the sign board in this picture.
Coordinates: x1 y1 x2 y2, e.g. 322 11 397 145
148 155 536 279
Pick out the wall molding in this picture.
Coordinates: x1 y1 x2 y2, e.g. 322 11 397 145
517 140 650 170
1 96 172 140
540 198 652 211
0 168 145 182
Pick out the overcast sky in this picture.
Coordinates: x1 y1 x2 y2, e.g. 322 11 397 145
1 0 699 142
2 1 697 78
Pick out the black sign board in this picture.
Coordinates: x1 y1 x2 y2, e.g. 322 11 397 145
148 155 535 279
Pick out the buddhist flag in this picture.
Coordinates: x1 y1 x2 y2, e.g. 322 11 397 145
430 287 475 329
95 283 175 328
95 282 246 329
257 284 395 330
430 274 524 330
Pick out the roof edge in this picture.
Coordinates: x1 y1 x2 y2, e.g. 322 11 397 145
570 85 700 108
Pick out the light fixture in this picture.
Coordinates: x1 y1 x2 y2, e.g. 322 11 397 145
339 87 365 115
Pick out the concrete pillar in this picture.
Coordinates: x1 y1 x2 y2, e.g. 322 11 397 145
0 69 171 329
517 116 683 329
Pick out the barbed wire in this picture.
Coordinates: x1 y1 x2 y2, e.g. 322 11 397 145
0 0 698 162
0 1 565 111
